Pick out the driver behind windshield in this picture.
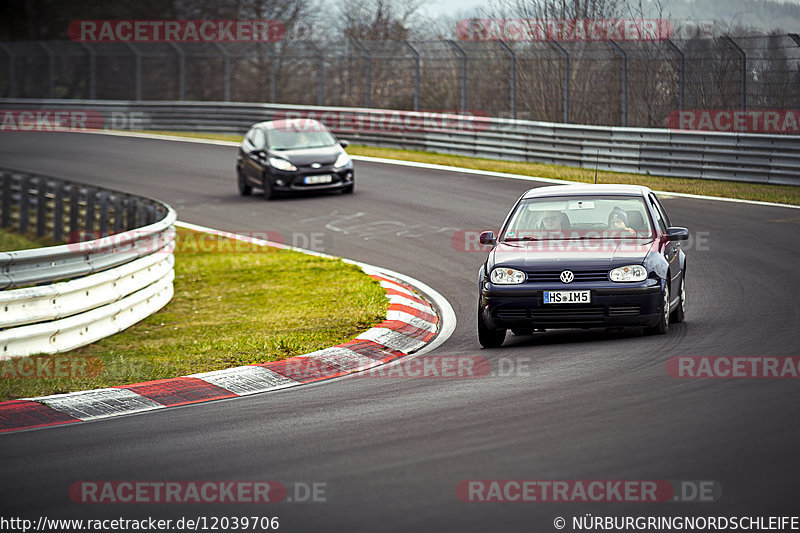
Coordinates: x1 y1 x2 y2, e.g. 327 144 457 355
608 208 636 235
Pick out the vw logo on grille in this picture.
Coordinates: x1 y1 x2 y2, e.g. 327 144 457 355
311 163 322 168
560 270 575 283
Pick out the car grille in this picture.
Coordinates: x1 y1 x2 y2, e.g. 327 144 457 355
530 306 605 318
608 305 641 316
525 270 609 283
495 307 527 319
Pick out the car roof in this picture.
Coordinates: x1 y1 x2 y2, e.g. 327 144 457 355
250 119 327 131
521 184 652 199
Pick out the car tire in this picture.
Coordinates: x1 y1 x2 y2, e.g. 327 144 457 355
670 276 686 324
342 181 355 194
237 168 252 196
478 305 506 348
646 282 670 335
262 175 276 200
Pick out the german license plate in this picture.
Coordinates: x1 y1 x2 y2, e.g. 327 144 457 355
543 290 590 304
304 174 332 185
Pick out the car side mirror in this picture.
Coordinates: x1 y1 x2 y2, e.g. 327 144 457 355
339 139 350 148
666 227 689 241
479 231 496 246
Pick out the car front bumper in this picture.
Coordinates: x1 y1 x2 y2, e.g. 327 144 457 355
480 282 663 329
268 167 354 192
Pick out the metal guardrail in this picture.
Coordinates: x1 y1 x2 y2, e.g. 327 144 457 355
2 99 798 186
0 168 176 357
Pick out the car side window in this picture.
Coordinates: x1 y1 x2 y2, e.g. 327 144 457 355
648 195 668 233
650 194 672 228
249 128 266 151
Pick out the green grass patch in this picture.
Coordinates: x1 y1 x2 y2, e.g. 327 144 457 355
135 130 800 206
0 228 54 251
0 228 388 400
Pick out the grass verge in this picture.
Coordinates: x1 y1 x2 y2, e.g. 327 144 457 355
0 228 388 400
134 130 800 206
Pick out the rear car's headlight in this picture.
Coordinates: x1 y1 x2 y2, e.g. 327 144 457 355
333 152 351 168
490 268 526 285
610 265 647 282
269 157 297 171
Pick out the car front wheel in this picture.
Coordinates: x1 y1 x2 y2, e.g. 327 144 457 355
670 276 686 324
478 304 506 348
646 282 670 335
262 175 276 200
237 168 252 196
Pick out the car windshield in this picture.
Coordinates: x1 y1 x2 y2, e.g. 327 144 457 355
501 195 654 241
267 129 337 150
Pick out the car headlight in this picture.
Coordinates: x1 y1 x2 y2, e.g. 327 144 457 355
269 157 297 171
610 265 647 282
333 152 351 169
490 267 526 285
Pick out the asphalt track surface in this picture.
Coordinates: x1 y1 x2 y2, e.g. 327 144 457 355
1 131 799 532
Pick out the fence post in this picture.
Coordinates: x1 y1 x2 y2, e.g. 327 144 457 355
403 40 420 111
721 36 746 112
665 39 685 113
124 42 142 101
351 40 372 108
168 42 186 101
446 40 467 113
548 41 570 123
39 42 56 98
213 42 231 102
497 40 516 119
307 41 325 106
0 43 15 97
259 42 278 103
608 40 628 127
78 43 96 99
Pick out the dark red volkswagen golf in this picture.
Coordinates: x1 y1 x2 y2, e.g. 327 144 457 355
477 184 689 348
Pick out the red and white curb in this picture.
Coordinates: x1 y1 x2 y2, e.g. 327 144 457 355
0 224 454 434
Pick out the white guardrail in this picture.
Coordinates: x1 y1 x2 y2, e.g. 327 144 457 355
2 98 800 185
0 168 176 358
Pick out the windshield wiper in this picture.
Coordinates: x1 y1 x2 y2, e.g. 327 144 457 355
502 236 539 242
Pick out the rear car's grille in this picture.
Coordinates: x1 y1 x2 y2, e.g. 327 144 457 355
526 270 609 283
608 305 641 316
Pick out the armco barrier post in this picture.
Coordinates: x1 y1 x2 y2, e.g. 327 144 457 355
36 176 47 238
1 172 10 228
98 192 110 237
18 174 29 234
68 185 80 239
53 182 64 243
84 188 95 235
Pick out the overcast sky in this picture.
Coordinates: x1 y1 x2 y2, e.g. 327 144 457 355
420 0 800 17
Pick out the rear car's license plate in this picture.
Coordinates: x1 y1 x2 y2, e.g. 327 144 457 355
543 290 590 304
304 174 332 185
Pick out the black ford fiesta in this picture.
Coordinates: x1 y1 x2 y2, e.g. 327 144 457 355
236 118 354 199
477 184 689 348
